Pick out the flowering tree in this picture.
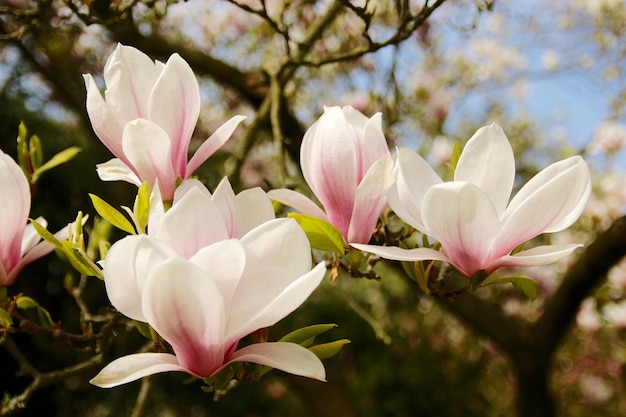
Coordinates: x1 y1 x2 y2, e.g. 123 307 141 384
1 1 626 417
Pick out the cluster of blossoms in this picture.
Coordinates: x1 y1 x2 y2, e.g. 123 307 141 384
1 43 592 391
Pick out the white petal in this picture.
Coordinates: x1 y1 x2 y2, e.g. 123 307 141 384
389 148 442 232
148 54 201 175
155 186 228 258
172 178 211 204
227 342 325 381
486 244 583 272
228 262 326 343
189 239 247 313
96 158 141 186
143 258 227 377
0 151 30 276
301 107 358 238
90 353 186 388
187 115 247 175
83 74 125 162
351 243 451 263
454 123 515 216
103 235 175 321
228 219 313 337
267 189 329 222
422 182 502 276
122 120 178 200
348 154 394 244
497 156 591 256
211 177 239 238
235 188 275 237
103 44 159 121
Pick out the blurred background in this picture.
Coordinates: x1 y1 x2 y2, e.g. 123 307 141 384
1 0 625 416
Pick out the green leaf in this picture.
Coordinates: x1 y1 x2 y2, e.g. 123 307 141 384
60 241 104 278
31 147 82 183
447 140 462 177
135 182 151 230
0 307 12 328
16 296 38 309
29 218 62 248
481 276 539 301
89 194 135 234
287 213 345 254
308 339 351 360
36 305 55 328
279 324 338 345
29 134 43 171
133 320 152 339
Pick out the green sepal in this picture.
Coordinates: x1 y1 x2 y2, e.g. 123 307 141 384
287 213 345 254
202 366 235 392
481 276 539 300
135 182 151 230
30 147 82 184
278 324 337 346
89 194 135 235
133 320 152 340
60 241 104 279
447 140 462 178
0 307 13 329
308 339 351 360
28 134 43 171
15 296 54 328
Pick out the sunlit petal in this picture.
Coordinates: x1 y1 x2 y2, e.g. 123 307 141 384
486 244 583 272
96 158 142 186
143 258 226 377
267 189 329 222
187 115 247 175
422 183 501 276
454 123 515 216
227 342 325 381
90 353 186 388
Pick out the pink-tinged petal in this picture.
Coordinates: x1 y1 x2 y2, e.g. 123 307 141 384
21 217 46 254
360 112 390 175
226 342 325 381
103 235 176 321
96 158 142 186
235 188 275 237
172 178 212 205
147 178 164 236
389 148 442 232
155 187 228 258
122 120 178 200
148 54 201 174
500 156 591 248
142 258 226 377
211 177 239 238
227 262 326 344
454 123 515 216
229 219 313 336
189 239 246 313
187 115 247 175
267 189 329 222
301 107 358 238
83 74 126 163
0 151 30 275
103 44 160 121
422 183 502 277
348 154 394 244
351 243 452 264
486 243 583 272
90 353 187 388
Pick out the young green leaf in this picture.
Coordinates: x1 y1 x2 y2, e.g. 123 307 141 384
279 324 338 345
0 307 13 328
308 339 351 360
89 194 135 234
481 276 539 300
31 147 82 183
287 213 345 254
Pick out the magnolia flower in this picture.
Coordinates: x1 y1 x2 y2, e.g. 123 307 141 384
353 123 591 277
268 106 393 245
91 218 327 387
84 43 245 200
147 177 275 258
0 151 67 286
